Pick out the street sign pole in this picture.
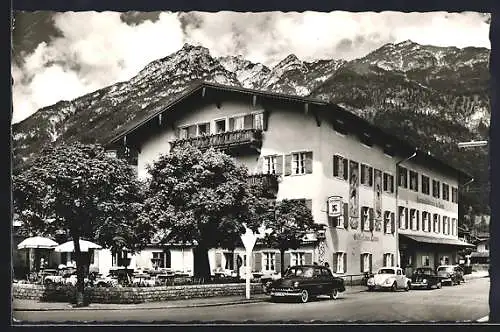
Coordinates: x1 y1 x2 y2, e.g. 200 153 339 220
240 227 257 300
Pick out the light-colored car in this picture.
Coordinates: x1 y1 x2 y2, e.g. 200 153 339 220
437 265 464 286
94 274 120 287
132 273 157 287
367 267 411 292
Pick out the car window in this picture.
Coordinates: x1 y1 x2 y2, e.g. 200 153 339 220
378 268 395 274
321 268 332 277
437 267 452 272
303 268 314 278
313 268 322 277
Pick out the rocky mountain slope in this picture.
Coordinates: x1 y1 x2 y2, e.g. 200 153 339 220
12 40 491 214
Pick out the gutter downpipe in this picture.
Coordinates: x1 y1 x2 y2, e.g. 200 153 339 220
395 150 418 268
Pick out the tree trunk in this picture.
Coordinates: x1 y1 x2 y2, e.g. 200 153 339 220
193 244 211 280
72 234 86 307
280 249 285 275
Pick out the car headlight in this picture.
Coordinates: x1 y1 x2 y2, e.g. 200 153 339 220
367 278 374 285
293 281 300 288
422 279 427 283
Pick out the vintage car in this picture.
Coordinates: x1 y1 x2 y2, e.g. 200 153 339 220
266 265 345 303
410 267 442 290
94 274 120 287
367 267 411 291
436 265 464 286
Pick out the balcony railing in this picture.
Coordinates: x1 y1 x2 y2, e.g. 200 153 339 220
170 129 263 152
247 173 279 198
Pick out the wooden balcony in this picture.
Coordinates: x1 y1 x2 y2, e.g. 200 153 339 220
247 173 279 198
170 129 263 153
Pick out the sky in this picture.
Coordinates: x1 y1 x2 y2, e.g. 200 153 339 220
11 11 491 124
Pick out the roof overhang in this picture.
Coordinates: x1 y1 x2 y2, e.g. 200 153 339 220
400 234 475 247
106 81 472 181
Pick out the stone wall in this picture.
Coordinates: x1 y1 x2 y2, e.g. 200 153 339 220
12 282 264 304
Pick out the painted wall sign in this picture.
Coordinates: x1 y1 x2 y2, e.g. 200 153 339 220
327 196 343 217
353 233 379 242
349 161 359 219
416 196 445 209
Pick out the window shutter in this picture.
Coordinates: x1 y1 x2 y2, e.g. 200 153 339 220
391 212 395 234
405 208 409 229
276 155 283 175
360 254 363 273
369 208 374 231
229 118 235 131
343 159 349 180
369 254 373 272
305 152 313 174
284 154 292 176
361 208 366 231
253 252 261 272
332 253 338 274
244 114 253 129
275 253 281 273
383 214 387 233
343 253 347 273
284 253 291 270
343 203 349 229
215 252 222 268
263 110 269 131
304 252 313 265
416 212 420 231
333 156 338 177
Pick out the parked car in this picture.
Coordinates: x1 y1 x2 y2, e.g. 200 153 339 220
267 265 345 303
410 267 442 290
436 265 464 286
367 267 411 292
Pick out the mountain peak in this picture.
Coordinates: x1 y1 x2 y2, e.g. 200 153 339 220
396 39 417 47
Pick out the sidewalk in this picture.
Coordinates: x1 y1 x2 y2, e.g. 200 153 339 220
13 286 366 311
464 270 489 281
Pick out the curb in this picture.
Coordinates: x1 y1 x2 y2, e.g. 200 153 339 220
13 298 267 312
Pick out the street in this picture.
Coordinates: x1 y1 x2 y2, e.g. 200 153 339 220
13 278 489 323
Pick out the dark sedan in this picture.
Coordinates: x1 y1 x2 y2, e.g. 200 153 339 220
267 265 345 303
410 267 442 290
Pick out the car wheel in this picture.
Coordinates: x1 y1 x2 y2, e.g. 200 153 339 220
300 289 309 303
368 286 374 292
405 281 410 291
330 289 339 300
437 282 442 289
391 282 397 292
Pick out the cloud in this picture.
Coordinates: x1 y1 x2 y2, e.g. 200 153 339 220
12 11 490 123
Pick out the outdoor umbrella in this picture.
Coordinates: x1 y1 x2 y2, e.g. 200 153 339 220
54 239 102 252
17 236 59 250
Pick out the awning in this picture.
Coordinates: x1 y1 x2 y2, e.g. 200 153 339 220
400 234 475 247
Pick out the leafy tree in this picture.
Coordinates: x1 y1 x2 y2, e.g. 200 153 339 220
13 142 151 307
262 199 321 274
139 145 270 279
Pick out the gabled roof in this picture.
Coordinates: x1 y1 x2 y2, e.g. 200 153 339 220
107 81 472 182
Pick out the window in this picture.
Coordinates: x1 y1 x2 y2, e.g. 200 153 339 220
197 122 210 136
383 253 394 267
362 207 370 231
421 175 430 195
433 214 440 233
291 252 305 266
383 173 394 193
253 113 264 130
152 251 171 269
422 256 430 267
410 209 418 230
264 155 282 175
291 152 312 175
452 187 458 203
409 171 419 191
333 155 348 180
398 206 407 229
440 256 450 265
224 253 234 270
432 180 441 198
215 119 226 133
360 164 373 186
361 253 372 273
262 252 276 271
398 166 408 188
452 218 457 236
179 127 188 139
422 212 430 232
336 252 346 274
384 211 392 234
442 183 450 201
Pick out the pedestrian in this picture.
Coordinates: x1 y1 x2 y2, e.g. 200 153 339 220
324 262 330 268
313 262 318 265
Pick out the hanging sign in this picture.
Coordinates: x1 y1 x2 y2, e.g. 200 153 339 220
327 196 343 217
